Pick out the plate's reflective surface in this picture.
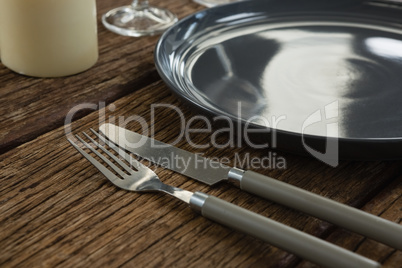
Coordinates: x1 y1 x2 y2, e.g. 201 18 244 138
155 0 402 159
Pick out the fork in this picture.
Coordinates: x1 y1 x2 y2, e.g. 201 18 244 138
68 130 380 268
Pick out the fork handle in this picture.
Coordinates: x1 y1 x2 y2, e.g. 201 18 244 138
190 192 379 268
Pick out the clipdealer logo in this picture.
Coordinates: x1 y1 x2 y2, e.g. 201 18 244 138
302 101 339 167
64 101 339 169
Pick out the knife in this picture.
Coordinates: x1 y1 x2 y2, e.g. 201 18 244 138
100 123 402 250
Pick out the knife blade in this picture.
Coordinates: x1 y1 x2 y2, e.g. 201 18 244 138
99 123 402 250
99 124 233 185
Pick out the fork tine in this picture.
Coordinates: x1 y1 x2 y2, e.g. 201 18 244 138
67 138 122 186
82 131 134 174
75 134 127 179
90 128 146 171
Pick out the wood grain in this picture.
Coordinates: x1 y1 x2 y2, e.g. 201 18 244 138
0 0 204 153
1 1 401 267
1 81 401 267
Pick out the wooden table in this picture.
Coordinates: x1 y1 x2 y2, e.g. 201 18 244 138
1 1 401 267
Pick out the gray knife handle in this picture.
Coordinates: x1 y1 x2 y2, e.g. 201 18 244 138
239 170 402 250
190 192 379 268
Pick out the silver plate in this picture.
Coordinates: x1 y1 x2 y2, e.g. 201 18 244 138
155 0 402 160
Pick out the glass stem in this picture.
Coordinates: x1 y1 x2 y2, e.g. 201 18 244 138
131 0 149 8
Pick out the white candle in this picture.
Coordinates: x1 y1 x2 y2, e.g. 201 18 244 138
0 0 98 77
0 4 2 60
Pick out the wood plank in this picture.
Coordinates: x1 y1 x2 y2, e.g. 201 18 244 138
1 81 401 267
0 0 204 153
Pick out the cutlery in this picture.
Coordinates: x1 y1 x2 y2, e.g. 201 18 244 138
68 130 380 268
100 123 402 250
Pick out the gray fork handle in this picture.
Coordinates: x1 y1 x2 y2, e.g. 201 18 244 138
239 171 402 250
190 192 379 268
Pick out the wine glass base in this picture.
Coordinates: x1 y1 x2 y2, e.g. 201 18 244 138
102 5 177 37
193 0 243 7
